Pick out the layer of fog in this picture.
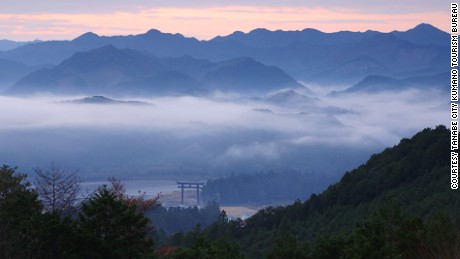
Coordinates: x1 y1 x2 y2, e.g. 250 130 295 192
0 88 447 181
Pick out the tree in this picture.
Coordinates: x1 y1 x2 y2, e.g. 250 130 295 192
268 234 311 259
34 163 80 213
108 176 160 213
169 226 243 259
78 185 155 258
0 165 43 258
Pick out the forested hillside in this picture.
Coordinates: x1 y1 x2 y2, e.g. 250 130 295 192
162 125 459 258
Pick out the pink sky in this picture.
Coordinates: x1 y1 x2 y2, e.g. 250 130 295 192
0 2 449 41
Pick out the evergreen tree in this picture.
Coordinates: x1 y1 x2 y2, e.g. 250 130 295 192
0 165 43 258
78 185 155 258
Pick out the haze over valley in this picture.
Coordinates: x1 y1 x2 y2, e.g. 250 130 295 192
0 23 449 199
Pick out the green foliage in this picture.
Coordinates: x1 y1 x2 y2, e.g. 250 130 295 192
165 227 243 259
185 125 458 258
78 185 155 258
206 210 244 240
0 169 157 258
311 233 348 259
267 234 311 259
146 201 220 236
418 211 460 258
35 212 81 259
0 165 43 258
327 202 460 259
343 201 406 259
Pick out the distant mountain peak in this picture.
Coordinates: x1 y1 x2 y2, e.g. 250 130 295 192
64 95 150 105
412 23 438 30
145 29 162 36
301 28 322 33
231 31 245 36
73 32 99 42
263 89 318 105
143 29 186 40
390 23 448 46
249 28 271 34
415 23 436 29
392 23 443 34
78 95 113 103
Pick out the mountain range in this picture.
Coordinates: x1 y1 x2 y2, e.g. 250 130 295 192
0 39 41 51
6 45 301 96
329 71 449 95
0 58 40 92
0 23 449 96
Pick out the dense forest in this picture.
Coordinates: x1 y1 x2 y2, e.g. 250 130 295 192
0 166 157 258
146 201 220 236
158 125 460 258
1 125 458 258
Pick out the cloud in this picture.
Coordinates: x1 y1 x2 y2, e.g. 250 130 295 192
0 89 446 146
328 89 448 144
224 142 281 160
0 89 447 178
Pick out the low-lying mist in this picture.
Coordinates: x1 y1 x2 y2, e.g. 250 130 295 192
0 88 447 181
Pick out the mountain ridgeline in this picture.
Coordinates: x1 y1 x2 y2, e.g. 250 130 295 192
0 23 449 96
6 45 300 96
168 125 458 258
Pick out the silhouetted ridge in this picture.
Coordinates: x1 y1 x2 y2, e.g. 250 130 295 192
73 32 99 42
391 23 449 46
0 23 448 89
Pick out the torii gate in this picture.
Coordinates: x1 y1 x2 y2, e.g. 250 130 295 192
176 181 205 206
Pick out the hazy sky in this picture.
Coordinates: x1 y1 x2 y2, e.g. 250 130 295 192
0 0 450 41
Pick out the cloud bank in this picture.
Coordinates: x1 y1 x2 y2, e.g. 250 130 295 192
0 89 447 179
